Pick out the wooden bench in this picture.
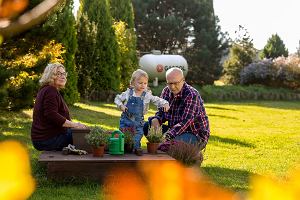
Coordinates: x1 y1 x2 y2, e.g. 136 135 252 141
38 150 175 182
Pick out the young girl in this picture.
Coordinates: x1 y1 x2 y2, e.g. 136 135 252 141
114 69 169 155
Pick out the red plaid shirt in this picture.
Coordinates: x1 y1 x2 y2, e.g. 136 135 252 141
153 83 210 142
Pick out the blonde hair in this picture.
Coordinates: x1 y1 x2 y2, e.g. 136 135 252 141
130 69 149 86
39 63 65 86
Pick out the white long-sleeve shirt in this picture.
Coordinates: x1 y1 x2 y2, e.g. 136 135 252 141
114 88 169 115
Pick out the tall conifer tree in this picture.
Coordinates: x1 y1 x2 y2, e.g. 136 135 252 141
260 34 288 59
185 0 228 85
110 0 137 90
77 0 120 98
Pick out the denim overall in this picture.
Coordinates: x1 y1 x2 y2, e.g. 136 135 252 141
120 89 146 149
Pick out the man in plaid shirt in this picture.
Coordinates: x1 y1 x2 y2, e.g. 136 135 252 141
144 67 210 151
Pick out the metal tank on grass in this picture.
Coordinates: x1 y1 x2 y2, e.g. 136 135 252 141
139 50 188 86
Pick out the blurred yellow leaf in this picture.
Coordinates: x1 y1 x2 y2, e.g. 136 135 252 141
104 161 238 200
0 140 35 200
249 166 300 200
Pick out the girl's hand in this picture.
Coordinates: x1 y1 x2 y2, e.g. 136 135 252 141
120 105 128 112
151 118 160 129
163 104 170 112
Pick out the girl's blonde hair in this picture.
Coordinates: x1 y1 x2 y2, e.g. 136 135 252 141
130 69 149 86
39 63 65 86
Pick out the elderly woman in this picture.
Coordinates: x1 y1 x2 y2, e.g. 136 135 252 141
31 63 86 151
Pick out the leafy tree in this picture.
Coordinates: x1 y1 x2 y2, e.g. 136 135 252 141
113 21 138 90
260 34 288 59
0 0 79 109
42 0 79 104
110 0 138 90
223 26 256 84
110 0 135 28
0 63 10 108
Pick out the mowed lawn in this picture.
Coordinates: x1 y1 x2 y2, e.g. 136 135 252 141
0 101 299 199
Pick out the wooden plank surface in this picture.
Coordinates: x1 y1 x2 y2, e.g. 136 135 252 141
39 151 175 181
39 150 175 163
46 162 137 181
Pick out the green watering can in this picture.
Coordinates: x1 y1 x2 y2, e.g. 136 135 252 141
109 130 124 155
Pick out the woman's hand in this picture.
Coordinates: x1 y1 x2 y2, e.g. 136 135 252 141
63 119 87 129
73 122 87 129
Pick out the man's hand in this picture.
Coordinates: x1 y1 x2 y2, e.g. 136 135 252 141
163 130 173 142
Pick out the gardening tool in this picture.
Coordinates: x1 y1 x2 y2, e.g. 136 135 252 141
62 144 88 155
109 130 124 155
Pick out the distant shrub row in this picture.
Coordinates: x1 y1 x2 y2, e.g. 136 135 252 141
150 83 300 102
198 85 300 102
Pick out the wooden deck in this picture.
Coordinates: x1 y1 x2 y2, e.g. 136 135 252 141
39 150 175 181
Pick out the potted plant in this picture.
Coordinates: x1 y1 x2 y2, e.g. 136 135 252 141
120 127 135 153
146 126 163 154
85 126 109 157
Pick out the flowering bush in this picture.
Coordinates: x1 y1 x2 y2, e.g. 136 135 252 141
240 59 277 86
273 55 300 89
240 55 300 89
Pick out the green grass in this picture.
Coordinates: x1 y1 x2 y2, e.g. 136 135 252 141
0 101 300 199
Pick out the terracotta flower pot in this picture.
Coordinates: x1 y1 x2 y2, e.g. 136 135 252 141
147 142 159 154
92 145 105 157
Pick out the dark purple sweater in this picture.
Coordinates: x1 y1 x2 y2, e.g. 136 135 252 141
31 85 70 141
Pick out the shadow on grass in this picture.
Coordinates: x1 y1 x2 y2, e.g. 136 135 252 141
206 106 239 111
208 114 238 120
76 101 118 110
209 135 255 148
202 166 253 191
249 101 300 110
98 103 118 110
216 101 300 110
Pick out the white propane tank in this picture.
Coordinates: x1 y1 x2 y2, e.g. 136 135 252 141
139 53 188 81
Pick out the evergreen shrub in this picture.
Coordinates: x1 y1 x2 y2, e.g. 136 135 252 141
200 85 300 102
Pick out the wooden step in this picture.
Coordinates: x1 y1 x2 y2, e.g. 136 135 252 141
38 150 175 181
